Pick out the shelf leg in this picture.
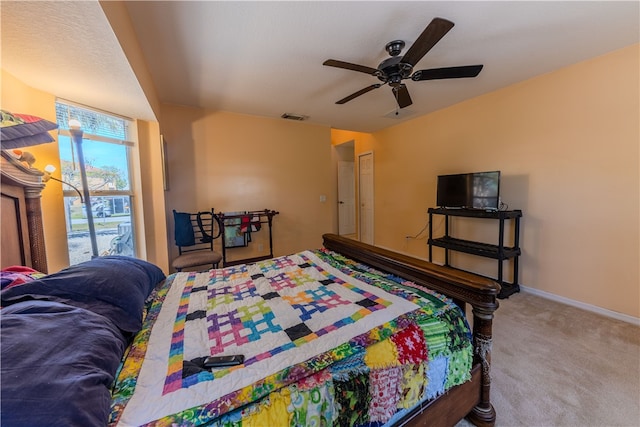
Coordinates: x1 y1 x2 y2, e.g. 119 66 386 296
428 211 433 262
268 212 274 258
444 215 450 266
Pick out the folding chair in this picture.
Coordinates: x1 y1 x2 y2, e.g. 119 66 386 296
172 208 222 272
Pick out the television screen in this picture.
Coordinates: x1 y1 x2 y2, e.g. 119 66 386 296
436 171 500 210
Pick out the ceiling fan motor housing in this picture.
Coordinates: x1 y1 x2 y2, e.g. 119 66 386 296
377 56 413 86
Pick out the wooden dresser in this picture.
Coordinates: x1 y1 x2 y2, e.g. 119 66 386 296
1 151 48 273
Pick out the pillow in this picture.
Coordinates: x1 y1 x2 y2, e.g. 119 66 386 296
1 300 127 426
1 256 165 333
0 109 58 149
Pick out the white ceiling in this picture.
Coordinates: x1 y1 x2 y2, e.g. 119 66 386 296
2 1 638 133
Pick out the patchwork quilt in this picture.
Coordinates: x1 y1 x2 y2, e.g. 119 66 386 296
110 249 472 426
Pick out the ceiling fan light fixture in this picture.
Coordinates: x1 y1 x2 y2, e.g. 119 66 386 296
281 113 309 121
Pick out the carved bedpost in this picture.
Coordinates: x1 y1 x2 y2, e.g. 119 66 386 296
467 305 497 426
24 187 48 273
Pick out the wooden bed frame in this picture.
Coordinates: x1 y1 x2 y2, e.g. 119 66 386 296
323 233 499 427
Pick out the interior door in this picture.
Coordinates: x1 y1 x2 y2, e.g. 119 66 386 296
358 152 374 245
337 161 355 235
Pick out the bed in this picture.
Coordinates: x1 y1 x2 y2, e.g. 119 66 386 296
0 232 499 427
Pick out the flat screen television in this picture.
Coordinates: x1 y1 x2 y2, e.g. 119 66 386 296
436 171 501 210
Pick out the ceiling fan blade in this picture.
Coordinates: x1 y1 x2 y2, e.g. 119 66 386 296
401 17 455 67
392 84 412 108
323 59 379 75
412 65 483 81
336 84 382 104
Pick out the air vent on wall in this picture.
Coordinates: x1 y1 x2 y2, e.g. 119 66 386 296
281 113 309 121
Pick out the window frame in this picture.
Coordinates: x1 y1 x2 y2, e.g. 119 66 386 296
55 99 139 264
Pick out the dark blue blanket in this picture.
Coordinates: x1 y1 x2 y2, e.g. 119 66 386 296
1 300 127 426
0 256 165 426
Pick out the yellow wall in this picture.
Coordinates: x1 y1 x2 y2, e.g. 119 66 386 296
357 44 639 317
160 105 335 268
1 69 169 273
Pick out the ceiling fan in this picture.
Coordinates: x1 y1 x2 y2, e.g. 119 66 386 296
323 17 483 109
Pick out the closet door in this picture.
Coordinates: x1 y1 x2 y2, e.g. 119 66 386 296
358 152 374 245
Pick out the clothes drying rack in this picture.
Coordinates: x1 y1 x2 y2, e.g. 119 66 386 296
217 209 279 267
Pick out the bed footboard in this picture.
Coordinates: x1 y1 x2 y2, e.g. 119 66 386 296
322 234 499 426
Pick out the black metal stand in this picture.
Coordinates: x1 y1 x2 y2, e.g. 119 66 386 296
428 207 522 299
218 209 279 267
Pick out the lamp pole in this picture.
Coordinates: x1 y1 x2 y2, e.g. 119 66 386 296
69 120 99 258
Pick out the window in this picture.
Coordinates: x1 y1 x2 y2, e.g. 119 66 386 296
55 100 137 265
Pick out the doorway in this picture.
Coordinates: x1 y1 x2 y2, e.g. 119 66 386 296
336 141 356 238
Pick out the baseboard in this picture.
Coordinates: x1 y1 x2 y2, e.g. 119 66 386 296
521 285 640 326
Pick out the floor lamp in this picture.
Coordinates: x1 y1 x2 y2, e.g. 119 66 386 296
69 119 99 259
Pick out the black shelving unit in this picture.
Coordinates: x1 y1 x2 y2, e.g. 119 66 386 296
428 207 522 299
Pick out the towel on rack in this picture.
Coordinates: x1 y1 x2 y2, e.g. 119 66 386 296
251 215 261 232
173 211 195 246
240 215 251 233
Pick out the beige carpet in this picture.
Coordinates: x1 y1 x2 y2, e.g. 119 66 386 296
457 292 640 427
